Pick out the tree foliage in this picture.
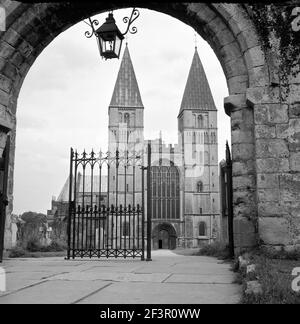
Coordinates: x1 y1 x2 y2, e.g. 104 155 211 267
21 211 47 224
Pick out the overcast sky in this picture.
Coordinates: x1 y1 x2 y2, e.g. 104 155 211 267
14 8 230 215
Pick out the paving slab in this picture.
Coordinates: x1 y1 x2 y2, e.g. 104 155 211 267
0 250 242 304
132 263 231 275
3 271 60 293
48 271 170 283
77 282 241 304
85 263 144 273
0 280 112 304
164 273 235 284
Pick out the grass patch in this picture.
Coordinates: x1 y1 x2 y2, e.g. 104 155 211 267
240 250 300 304
197 242 232 260
173 247 201 256
174 242 232 260
8 246 27 258
8 247 66 258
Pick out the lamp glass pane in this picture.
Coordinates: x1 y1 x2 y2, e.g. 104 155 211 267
104 39 114 52
96 37 103 56
114 36 122 57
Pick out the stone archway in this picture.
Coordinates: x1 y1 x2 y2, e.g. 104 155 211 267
1 1 299 253
152 223 177 250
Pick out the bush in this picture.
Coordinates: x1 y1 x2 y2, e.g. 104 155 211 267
9 246 26 258
198 241 232 259
26 238 42 252
39 245 51 252
258 246 300 261
50 239 67 251
38 240 67 252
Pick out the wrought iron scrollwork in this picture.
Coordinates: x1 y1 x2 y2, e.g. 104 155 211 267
83 17 99 38
122 8 140 35
83 8 140 39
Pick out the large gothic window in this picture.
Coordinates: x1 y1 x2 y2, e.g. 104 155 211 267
151 165 180 220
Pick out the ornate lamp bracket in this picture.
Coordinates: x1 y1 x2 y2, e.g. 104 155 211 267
84 17 99 38
84 8 140 39
121 8 140 35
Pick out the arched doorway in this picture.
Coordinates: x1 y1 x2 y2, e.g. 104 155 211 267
152 223 177 250
158 230 169 249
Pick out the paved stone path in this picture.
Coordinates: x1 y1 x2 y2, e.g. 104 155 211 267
0 250 241 304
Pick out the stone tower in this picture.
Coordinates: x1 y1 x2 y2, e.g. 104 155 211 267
177 47 219 247
108 44 144 207
108 44 144 154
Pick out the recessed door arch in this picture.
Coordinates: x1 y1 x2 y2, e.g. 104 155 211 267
152 223 177 250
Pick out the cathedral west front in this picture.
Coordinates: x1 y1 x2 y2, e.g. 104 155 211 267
49 44 220 249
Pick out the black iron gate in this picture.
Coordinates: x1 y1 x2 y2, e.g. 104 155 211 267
220 141 234 258
0 135 10 263
67 144 152 260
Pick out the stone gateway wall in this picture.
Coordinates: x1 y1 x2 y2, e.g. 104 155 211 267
0 1 300 253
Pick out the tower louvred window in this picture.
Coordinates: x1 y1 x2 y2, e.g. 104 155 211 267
124 113 130 126
197 181 203 193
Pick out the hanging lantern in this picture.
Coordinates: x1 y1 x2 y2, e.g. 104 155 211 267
95 13 124 59
84 8 140 60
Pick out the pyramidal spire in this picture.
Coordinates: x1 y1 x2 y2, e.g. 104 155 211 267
109 44 143 108
178 47 216 115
